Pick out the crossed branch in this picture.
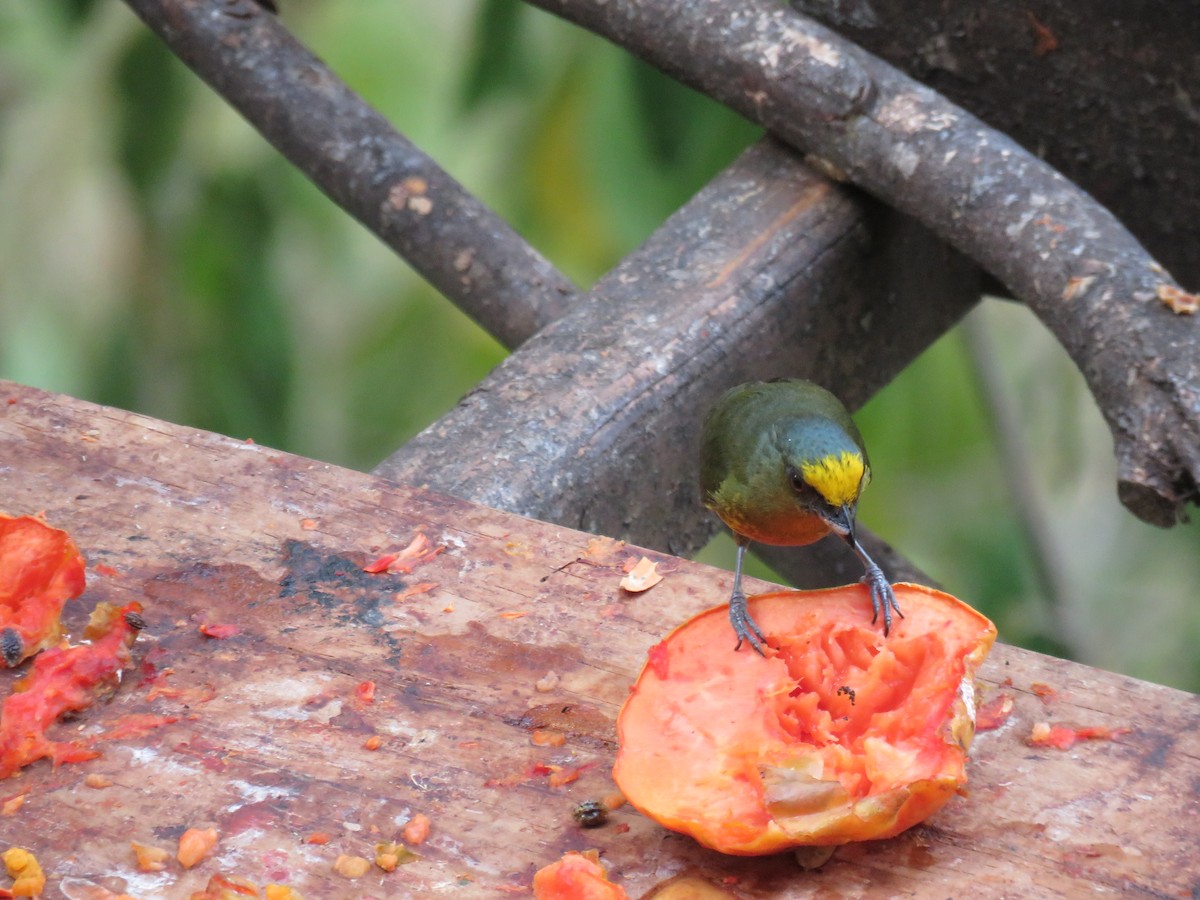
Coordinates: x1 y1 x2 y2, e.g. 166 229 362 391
122 0 1199 589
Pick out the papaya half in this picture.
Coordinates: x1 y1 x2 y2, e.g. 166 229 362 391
613 584 996 855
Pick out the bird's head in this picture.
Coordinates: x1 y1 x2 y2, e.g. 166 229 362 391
780 418 871 538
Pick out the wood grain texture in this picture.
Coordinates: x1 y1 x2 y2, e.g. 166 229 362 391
0 382 1196 898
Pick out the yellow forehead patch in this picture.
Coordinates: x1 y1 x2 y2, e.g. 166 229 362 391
800 451 867 507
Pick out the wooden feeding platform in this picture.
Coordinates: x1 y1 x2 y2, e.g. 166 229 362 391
0 381 1196 898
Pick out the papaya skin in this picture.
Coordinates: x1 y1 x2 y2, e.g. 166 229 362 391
613 584 996 855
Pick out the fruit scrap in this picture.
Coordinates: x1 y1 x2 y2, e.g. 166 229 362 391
533 851 628 900
1030 682 1057 703
131 841 170 873
548 764 590 788
602 793 626 811
975 694 1015 732
363 534 445 575
188 874 305 899
531 729 566 748
199 623 241 640
332 855 371 879
217 881 266 900
138 649 172 690
614 585 996 854
400 813 431 846
188 874 257 898
395 582 437 602
362 554 395 575
0 601 144 778
354 680 376 704
1 846 45 897
0 513 87 667
177 827 219 869
1027 722 1132 751
373 842 418 873
484 761 591 790
619 557 663 593
482 767 529 789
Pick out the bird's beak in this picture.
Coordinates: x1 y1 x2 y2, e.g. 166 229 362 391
824 503 856 538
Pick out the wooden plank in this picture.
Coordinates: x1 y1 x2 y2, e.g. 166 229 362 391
0 381 1196 899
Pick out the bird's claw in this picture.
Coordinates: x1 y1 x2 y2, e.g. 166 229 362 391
729 590 768 655
863 564 903 636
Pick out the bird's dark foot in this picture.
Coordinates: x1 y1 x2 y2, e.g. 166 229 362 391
729 590 768 655
863 564 903 636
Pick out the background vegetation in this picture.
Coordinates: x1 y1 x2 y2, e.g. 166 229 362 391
3 1 1197 690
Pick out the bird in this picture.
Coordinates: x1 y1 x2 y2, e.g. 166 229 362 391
699 379 901 653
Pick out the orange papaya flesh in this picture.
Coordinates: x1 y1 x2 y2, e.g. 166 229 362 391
614 584 996 855
533 850 629 900
0 514 87 666
0 600 144 778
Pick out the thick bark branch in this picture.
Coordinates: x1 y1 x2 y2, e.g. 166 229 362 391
524 0 1200 525
122 0 578 349
120 0 947 587
375 139 981 580
791 0 1200 292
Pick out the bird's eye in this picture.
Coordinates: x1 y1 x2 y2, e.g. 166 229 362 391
786 466 811 495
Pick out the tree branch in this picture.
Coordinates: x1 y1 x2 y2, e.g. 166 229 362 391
122 0 578 350
523 0 1200 526
120 0 955 588
375 139 981 578
791 0 1200 291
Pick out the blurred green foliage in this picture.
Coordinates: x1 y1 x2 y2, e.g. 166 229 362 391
1 2 1196 690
